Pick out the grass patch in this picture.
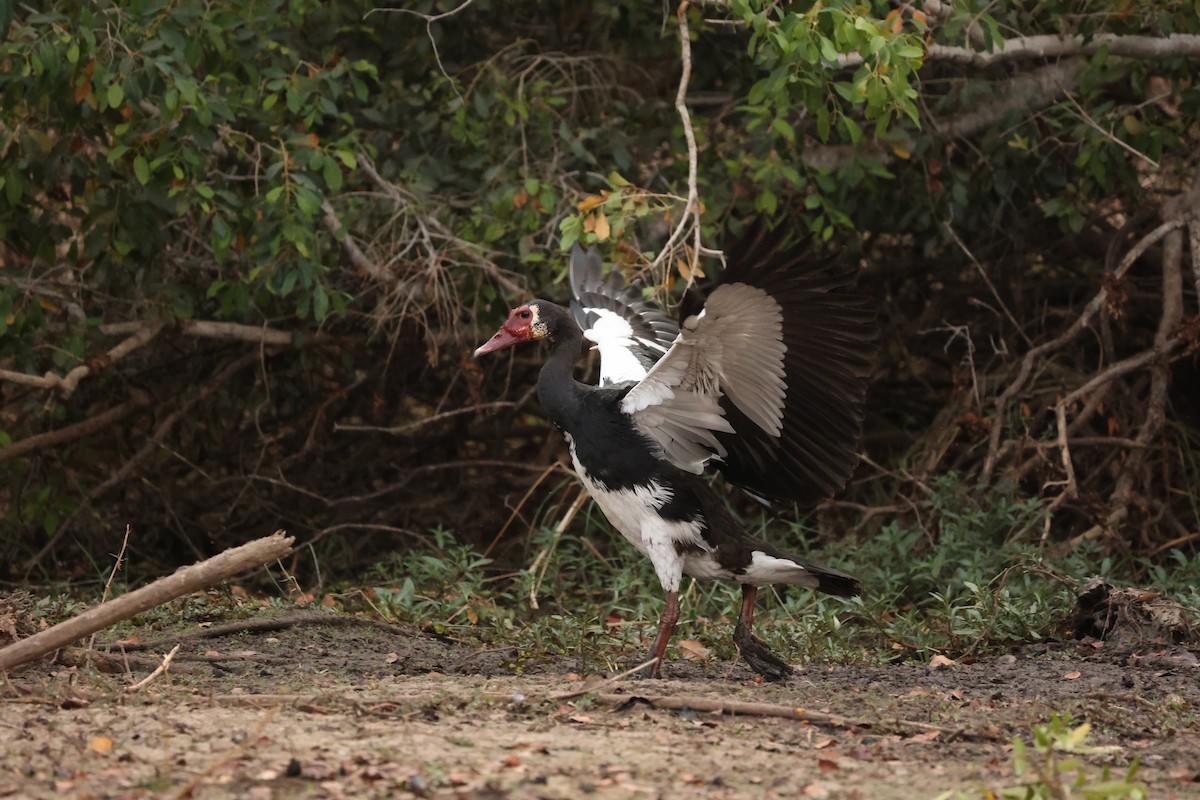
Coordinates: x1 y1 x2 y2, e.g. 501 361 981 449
358 473 1200 670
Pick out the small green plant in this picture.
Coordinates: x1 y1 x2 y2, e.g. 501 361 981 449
368 526 513 630
939 716 1147 800
1005 717 1145 800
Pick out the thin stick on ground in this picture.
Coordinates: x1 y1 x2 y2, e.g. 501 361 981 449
527 488 589 609
548 658 660 700
0 531 294 673
124 644 181 693
87 524 133 655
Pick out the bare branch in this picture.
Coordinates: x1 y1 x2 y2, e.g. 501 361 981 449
936 60 1082 140
0 531 294 673
927 33 1200 68
942 221 1032 348
322 199 385 281
1065 93 1158 168
124 643 181 692
98 319 294 347
803 61 1084 170
0 392 151 464
0 321 164 397
333 400 519 435
357 154 525 298
981 216 1184 484
1084 223 1185 539
650 1 705 282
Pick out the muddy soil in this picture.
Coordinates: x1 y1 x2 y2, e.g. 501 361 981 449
2 611 1199 799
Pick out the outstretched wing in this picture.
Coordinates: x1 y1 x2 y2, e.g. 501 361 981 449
568 246 679 386
623 223 876 503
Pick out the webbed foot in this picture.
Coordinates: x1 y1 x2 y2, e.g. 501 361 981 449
733 620 792 682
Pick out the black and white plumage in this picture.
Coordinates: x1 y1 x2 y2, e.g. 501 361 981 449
475 223 875 680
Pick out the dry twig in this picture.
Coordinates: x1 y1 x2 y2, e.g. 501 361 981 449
0 391 150 464
0 320 164 397
0 531 294 673
981 216 1185 484
650 1 706 283
124 644 181 692
26 351 263 569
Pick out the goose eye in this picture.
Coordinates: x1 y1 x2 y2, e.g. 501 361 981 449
519 310 532 320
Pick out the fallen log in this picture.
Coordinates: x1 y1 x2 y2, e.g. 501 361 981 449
0 531 294 673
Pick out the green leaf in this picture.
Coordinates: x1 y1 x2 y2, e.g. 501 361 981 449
265 185 284 204
771 117 796 143
133 155 150 185
5 172 22 205
107 82 124 109
313 285 329 321
608 171 630 188
841 115 862 144
263 93 279 111
819 36 838 62
816 106 831 141
322 158 342 192
335 149 357 169
756 188 777 215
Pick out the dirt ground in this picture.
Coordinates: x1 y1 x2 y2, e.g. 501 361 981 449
2 611 1199 800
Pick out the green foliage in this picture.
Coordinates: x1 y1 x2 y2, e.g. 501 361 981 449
368 527 511 629
358 473 1199 670
3 0 1199 576
942 716 1147 800
0 0 373 351
733 0 924 138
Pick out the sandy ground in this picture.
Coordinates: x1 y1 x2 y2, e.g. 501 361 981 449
2 612 1199 799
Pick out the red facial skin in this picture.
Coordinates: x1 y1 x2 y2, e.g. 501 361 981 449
474 305 535 356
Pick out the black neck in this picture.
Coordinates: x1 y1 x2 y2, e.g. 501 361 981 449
536 320 584 427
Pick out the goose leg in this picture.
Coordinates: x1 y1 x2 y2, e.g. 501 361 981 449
733 585 792 681
647 590 680 678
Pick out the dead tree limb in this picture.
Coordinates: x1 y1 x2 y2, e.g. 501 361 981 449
322 198 386 282
926 33 1200 67
1189 199 1200 308
0 321 164 397
0 391 151 464
25 351 263 570
0 531 294 673
804 61 1084 171
98 319 295 346
981 216 1184 485
1099 221 1185 539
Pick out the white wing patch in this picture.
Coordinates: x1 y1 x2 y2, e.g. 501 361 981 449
618 282 788 475
582 308 648 385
